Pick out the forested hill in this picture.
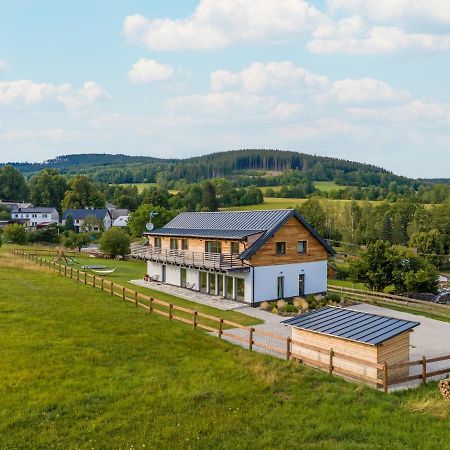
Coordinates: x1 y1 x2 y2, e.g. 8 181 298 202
3 149 447 187
4 153 168 173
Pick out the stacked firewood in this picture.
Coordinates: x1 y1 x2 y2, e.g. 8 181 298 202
438 377 450 401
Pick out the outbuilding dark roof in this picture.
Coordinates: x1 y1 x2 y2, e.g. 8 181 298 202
148 209 333 258
282 307 419 345
13 207 58 213
145 227 263 240
63 209 110 220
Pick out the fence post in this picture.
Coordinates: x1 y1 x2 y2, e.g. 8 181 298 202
219 318 223 338
249 327 254 350
422 356 427 385
93 275 96 288
169 303 173 320
122 287 125 301
64 266 67 277
149 297 153 313
70 267 73 278
84 272 87 285
286 337 291 361
58 264 61 275
329 349 334 375
135 291 138 307
193 310 198 329
77 270 80 282
110 282 114 296
383 362 388 393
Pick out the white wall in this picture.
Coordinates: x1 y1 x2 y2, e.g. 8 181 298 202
253 260 327 302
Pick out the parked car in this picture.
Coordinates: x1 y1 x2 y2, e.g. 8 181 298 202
433 290 450 305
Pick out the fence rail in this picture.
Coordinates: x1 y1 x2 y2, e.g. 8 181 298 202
328 284 450 318
10 248 450 392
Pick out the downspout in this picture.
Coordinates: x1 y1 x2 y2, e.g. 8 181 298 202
251 265 255 307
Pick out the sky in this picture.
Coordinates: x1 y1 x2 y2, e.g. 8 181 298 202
0 0 450 178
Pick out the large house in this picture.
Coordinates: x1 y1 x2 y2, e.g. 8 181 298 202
11 206 59 228
139 209 333 305
62 208 112 232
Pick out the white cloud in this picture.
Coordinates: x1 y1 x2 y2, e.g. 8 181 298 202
166 92 302 122
327 0 450 25
128 58 174 84
317 78 411 103
58 81 111 109
211 61 329 92
123 0 326 50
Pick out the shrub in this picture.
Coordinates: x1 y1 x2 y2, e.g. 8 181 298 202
294 297 309 311
259 301 270 311
3 224 27 244
335 266 350 280
276 299 287 309
99 228 130 258
325 292 341 303
281 304 299 313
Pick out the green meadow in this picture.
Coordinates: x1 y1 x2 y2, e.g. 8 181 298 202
1 250 449 449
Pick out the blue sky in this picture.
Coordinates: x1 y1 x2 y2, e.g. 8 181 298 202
1 0 450 177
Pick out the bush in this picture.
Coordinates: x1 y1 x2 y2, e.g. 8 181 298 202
281 304 299 313
63 231 90 251
259 301 270 311
335 266 350 280
28 225 60 244
276 299 287 309
325 293 341 303
3 224 27 244
99 228 131 258
293 297 309 311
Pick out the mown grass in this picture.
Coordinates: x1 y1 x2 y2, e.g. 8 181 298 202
19 249 262 327
1 252 449 449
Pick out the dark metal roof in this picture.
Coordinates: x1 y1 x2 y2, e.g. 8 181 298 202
157 209 333 258
62 209 110 220
12 207 58 213
146 228 263 240
282 307 419 346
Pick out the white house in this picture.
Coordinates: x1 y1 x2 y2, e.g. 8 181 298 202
133 209 333 306
11 206 59 228
62 208 112 232
112 215 129 227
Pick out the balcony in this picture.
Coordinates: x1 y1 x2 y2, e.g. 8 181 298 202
130 244 249 272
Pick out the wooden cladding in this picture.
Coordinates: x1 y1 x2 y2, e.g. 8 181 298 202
250 216 327 266
150 236 245 255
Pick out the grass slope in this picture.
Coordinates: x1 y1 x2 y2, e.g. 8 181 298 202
1 252 449 449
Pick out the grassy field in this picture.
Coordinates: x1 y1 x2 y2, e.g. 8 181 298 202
1 251 449 448
33 251 261 327
117 183 178 195
314 181 349 192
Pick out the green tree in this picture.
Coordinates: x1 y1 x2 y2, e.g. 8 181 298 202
298 199 326 236
128 204 177 237
83 215 103 232
99 228 130 258
0 166 29 201
29 169 68 208
64 215 75 232
3 224 27 244
63 231 90 251
409 229 445 267
61 175 105 210
201 182 219 211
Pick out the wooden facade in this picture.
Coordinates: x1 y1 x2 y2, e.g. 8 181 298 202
150 236 246 255
291 327 411 385
250 216 328 266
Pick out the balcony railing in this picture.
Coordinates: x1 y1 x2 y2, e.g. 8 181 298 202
130 243 246 271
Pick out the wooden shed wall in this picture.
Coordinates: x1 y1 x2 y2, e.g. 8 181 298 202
376 332 410 380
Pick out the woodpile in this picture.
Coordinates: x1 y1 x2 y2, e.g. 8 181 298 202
438 377 450 401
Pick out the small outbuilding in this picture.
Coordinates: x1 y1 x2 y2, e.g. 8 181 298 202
283 307 419 384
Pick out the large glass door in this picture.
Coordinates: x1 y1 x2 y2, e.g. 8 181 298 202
236 278 245 302
209 273 217 295
161 265 166 283
225 276 234 299
180 268 187 287
200 272 208 293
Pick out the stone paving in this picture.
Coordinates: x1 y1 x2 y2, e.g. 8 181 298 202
129 279 245 310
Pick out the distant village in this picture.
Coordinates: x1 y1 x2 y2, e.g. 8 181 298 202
0 200 129 232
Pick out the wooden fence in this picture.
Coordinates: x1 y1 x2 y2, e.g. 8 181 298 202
328 284 450 319
10 248 450 392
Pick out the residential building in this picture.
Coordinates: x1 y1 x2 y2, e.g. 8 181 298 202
11 206 59 228
134 209 333 305
62 208 112 232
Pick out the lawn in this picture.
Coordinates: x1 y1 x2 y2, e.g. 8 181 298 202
116 183 178 195
1 251 449 449
313 181 350 192
31 250 261 327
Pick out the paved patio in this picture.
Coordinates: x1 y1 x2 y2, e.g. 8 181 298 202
129 279 245 310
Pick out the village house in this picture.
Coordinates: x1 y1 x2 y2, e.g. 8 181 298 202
10 206 59 228
62 208 112 232
137 209 334 305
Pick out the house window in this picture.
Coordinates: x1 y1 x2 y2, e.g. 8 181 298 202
298 274 305 296
180 268 187 287
297 240 307 254
236 278 245 301
205 240 222 254
181 239 189 250
276 242 286 255
277 276 285 299
154 237 161 248
170 238 178 250
230 241 240 254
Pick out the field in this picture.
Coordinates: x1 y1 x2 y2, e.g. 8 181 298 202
37 251 260 327
1 250 450 448
117 183 178 195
